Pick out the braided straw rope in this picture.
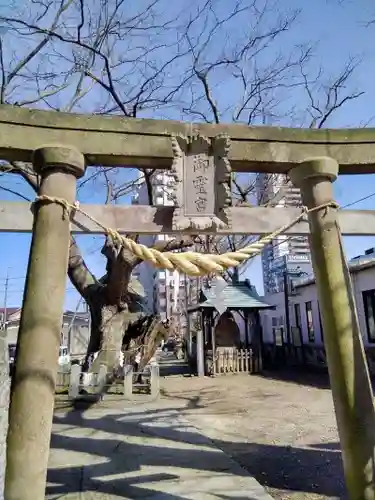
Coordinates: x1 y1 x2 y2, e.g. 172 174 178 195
33 195 338 277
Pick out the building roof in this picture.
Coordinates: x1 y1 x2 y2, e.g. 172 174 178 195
188 278 274 312
294 255 375 289
0 307 20 321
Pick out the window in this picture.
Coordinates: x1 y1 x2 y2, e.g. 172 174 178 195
271 317 283 345
305 301 315 342
292 303 302 347
294 303 301 328
363 289 375 342
59 346 68 357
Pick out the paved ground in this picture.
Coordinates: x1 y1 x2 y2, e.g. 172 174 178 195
47 399 273 499
160 371 346 500
48 369 346 499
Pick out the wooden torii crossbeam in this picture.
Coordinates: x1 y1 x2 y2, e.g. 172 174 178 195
0 105 375 173
1 105 375 500
1 106 375 235
1 201 375 235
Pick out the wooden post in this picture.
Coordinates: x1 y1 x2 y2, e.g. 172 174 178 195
244 310 250 349
97 364 107 393
68 364 81 399
150 364 160 397
210 310 216 376
253 311 263 373
289 157 375 500
5 145 85 500
196 326 205 377
123 365 133 399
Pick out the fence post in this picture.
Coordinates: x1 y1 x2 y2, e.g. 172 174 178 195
5 146 85 500
289 157 375 500
97 364 108 393
69 364 81 399
196 328 205 377
124 365 133 399
150 364 160 398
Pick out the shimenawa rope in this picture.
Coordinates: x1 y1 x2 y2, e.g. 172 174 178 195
33 195 339 277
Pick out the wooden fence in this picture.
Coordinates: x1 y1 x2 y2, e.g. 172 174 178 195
56 369 70 390
55 363 160 400
213 348 254 375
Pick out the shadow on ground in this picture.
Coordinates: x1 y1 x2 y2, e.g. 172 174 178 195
259 369 332 390
260 367 375 395
47 400 347 499
214 439 346 499
48 405 263 499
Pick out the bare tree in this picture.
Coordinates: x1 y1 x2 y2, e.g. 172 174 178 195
0 0 367 382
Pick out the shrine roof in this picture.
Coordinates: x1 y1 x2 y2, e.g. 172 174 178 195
188 278 274 312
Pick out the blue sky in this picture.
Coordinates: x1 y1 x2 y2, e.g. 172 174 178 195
1 0 375 308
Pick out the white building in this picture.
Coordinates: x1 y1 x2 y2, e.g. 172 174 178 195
4 308 90 359
259 249 375 374
256 173 312 294
132 171 188 332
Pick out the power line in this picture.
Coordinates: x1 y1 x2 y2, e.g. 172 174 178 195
0 276 26 282
342 191 375 209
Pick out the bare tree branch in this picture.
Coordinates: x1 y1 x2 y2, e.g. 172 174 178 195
299 57 364 129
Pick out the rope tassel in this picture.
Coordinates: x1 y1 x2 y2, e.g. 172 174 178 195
33 195 339 277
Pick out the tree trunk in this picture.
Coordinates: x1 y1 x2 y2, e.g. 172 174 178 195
82 288 140 372
80 293 169 395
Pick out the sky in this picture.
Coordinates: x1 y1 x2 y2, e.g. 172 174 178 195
1 0 375 309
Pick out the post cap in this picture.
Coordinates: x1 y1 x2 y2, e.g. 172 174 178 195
289 156 339 188
33 145 86 178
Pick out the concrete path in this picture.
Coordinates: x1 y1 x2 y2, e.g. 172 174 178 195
47 399 273 499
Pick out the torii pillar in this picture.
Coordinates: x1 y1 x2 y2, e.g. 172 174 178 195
290 157 375 500
5 146 85 500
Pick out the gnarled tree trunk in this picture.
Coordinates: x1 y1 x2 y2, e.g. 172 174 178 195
69 234 193 391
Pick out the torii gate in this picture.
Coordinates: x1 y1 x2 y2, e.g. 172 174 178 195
1 105 375 500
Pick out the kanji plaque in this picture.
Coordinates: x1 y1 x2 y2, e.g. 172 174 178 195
170 133 232 231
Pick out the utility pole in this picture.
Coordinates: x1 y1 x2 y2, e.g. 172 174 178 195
283 269 292 359
184 275 191 356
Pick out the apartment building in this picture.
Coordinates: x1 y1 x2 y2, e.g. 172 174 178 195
256 173 312 294
132 170 188 334
259 249 375 375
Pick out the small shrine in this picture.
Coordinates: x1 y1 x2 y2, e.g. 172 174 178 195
187 276 274 376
